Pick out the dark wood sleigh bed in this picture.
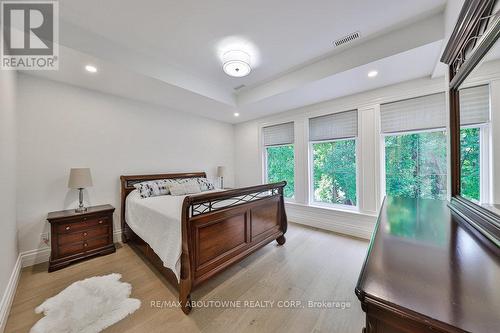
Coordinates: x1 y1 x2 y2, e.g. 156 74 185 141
120 172 288 314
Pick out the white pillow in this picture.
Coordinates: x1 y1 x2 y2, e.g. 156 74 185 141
169 183 201 196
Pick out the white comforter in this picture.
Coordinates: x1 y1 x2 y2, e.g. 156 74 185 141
125 188 272 281
125 189 221 281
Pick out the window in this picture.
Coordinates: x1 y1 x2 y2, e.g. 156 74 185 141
460 127 481 201
385 130 447 200
381 93 448 200
459 85 490 203
263 122 295 198
309 110 358 206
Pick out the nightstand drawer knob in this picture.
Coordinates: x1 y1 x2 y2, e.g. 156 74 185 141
65 226 71 231
99 220 103 224
83 232 88 237
84 242 88 247
83 217 87 221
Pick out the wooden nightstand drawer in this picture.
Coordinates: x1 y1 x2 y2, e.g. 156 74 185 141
58 236 109 257
58 226 109 245
57 216 109 234
48 204 116 272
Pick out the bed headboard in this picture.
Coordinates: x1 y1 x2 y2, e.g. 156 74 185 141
120 172 207 234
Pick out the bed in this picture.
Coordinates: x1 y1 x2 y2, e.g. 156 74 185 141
120 172 288 314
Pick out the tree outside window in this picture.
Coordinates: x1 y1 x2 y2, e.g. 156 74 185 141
385 130 447 200
266 145 295 198
312 139 357 206
460 127 480 202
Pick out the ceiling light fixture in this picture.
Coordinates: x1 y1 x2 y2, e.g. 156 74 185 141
368 70 378 78
222 50 251 77
234 112 240 117
85 65 97 73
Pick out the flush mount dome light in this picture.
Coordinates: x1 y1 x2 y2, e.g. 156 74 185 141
85 65 97 73
222 50 251 77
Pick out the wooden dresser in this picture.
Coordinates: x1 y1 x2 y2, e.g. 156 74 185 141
356 197 500 333
47 204 116 272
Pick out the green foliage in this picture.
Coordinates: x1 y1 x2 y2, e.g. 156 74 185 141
385 131 447 200
460 127 480 201
312 140 357 206
266 145 295 198
266 129 481 204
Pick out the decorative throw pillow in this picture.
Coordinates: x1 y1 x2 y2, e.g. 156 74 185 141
134 180 170 198
163 178 192 188
169 183 201 196
196 178 215 191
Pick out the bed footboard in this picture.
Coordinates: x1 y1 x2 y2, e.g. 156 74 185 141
179 182 288 313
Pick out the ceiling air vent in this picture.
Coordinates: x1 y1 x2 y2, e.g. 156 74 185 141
333 31 361 47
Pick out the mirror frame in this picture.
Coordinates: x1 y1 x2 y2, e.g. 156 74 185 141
441 0 500 247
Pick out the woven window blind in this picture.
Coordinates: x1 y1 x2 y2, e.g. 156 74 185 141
459 85 490 125
309 110 358 141
263 122 294 146
380 93 446 134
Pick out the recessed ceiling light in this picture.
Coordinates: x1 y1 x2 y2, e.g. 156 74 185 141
368 70 378 78
85 65 97 73
234 112 240 117
222 50 251 77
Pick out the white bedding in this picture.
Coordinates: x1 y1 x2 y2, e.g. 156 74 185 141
125 189 221 281
125 188 274 281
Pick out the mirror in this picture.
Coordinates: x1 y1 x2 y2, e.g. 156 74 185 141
458 36 500 215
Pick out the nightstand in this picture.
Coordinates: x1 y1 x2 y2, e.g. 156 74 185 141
47 204 116 272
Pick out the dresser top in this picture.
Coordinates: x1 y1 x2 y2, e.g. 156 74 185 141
356 197 500 333
47 204 115 220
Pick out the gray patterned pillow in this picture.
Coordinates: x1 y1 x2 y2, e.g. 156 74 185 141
134 180 170 198
163 177 214 191
195 178 215 191
134 177 214 198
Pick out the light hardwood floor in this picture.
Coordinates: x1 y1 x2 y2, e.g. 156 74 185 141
5 223 368 333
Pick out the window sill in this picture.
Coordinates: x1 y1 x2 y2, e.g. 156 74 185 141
285 201 378 217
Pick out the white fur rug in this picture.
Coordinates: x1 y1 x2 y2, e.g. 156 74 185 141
30 273 141 333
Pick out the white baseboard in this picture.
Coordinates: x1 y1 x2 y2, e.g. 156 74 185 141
285 203 377 239
0 228 123 332
0 255 22 333
20 247 51 268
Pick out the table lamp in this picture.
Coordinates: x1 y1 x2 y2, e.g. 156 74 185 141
68 168 93 212
217 166 226 189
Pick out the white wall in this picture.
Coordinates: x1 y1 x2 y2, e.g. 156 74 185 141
234 76 447 239
0 70 18 326
16 74 235 253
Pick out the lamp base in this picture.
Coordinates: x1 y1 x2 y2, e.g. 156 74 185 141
75 188 87 213
75 206 88 213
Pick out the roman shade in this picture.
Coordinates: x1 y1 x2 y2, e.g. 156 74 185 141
309 110 358 141
263 122 294 146
459 85 490 126
380 93 446 134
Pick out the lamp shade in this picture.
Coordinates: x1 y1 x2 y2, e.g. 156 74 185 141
68 168 93 189
216 166 226 177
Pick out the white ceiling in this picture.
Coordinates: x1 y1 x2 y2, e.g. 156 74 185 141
24 0 451 123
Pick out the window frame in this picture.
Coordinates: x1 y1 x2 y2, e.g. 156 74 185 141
308 137 359 211
381 127 448 200
263 143 296 201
